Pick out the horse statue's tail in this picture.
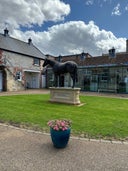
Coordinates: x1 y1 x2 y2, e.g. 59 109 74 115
75 68 78 82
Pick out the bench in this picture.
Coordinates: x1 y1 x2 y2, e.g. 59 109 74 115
98 88 117 93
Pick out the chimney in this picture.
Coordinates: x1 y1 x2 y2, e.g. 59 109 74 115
109 47 116 58
4 28 9 36
126 39 128 53
58 55 62 62
80 52 86 60
28 38 32 45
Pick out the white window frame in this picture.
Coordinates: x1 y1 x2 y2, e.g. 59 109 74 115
16 71 22 81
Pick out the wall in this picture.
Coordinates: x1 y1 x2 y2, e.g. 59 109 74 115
2 51 43 91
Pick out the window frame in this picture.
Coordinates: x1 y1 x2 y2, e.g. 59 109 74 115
33 58 40 66
16 71 22 81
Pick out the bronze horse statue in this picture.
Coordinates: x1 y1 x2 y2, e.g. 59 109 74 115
43 58 78 88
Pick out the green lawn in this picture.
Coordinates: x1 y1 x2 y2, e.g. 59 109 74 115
0 94 128 140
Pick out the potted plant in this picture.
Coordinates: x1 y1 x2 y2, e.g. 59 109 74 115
47 119 71 148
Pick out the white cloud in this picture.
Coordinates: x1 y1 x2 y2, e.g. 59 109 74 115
11 21 126 57
0 0 70 31
111 3 121 16
85 0 94 5
0 0 126 57
85 0 112 6
125 4 128 11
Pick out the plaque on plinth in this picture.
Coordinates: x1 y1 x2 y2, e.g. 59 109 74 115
49 87 81 105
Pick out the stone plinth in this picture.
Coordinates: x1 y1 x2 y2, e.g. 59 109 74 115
49 87 81 105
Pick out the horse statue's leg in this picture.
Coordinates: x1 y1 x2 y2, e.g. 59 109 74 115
70 73 75 88
54 74 58 87
72 80 75 88
70 69 78 88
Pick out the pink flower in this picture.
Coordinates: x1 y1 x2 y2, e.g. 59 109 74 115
61 122 65 127
53 126 59 131
47 119 71 131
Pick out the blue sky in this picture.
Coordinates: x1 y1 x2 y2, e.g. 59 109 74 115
43 0 128 38
0 0 128 56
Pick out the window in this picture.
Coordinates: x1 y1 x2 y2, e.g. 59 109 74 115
16 71 22 81
33 58 40 65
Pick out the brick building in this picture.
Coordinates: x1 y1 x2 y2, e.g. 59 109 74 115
0 28 45 92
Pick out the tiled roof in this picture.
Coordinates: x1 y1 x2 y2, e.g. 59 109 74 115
59 53 128 67
0 33 45 59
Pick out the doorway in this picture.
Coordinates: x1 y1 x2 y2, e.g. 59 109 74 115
0 71 2 91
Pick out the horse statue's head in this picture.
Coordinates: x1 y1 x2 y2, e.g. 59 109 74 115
43 58 49 67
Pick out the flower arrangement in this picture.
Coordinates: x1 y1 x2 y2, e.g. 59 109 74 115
47 119 71 131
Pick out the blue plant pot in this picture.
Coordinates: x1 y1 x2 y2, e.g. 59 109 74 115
50 128 71 148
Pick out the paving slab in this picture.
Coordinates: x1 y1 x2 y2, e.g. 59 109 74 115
0 124 128 171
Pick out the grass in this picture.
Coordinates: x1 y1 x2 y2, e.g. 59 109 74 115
0 94 128 140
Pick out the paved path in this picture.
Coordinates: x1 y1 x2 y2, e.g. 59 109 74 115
0 89 50 96
0 88 128 99
0 124 128 171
